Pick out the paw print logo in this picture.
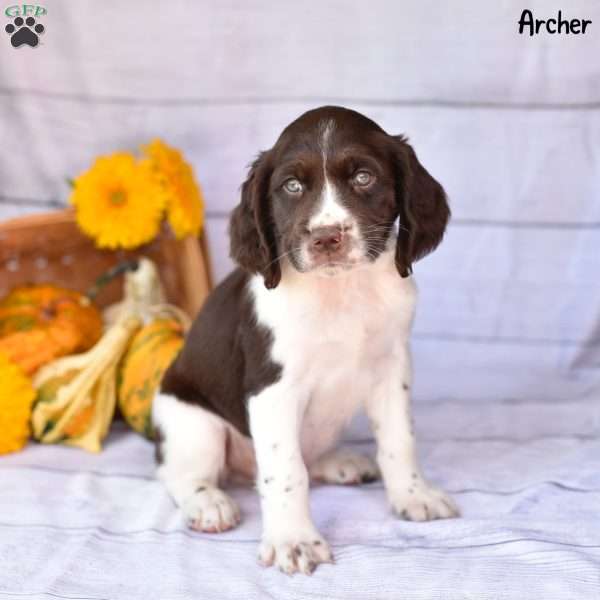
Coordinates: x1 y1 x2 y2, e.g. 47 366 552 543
5 16 45 48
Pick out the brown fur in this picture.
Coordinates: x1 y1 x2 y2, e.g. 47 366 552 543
229 106 449 286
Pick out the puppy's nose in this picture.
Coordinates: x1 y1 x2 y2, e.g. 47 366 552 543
311 226 343 253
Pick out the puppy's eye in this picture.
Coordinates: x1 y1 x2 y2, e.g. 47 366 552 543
283 178 303 194
353 171 373 187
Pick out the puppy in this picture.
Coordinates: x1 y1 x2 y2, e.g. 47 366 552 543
153 106 458 574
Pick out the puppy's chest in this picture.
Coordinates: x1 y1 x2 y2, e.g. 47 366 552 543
296 304 385 366
291 290 399 460
274 278 405 366
251 267 413 460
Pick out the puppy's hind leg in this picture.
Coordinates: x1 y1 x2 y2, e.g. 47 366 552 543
309 448 380 485
152 393 241 533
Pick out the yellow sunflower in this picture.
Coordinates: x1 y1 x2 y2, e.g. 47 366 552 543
0 353 36 455
70 152 165 249
142 139 204 239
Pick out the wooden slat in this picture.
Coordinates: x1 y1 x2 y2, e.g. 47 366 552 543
0 210 212 317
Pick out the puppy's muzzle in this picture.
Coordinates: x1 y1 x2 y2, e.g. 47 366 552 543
310 225 344 255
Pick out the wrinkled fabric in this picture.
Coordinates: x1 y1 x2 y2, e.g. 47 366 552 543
1 404 599 600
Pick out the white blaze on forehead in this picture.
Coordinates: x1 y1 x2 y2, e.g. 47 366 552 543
309 118 352 230
309 178 351 229
318 118 335 158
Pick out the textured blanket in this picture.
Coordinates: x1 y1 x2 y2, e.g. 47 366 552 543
1 398 598 599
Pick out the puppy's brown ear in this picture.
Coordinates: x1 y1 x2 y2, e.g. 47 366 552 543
229 152 281 289
393 136 450 277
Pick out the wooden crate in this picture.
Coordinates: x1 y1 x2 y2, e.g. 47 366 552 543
0 209 213 318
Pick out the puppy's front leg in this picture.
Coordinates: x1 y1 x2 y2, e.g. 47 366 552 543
248 382 332 575
365 343 460 521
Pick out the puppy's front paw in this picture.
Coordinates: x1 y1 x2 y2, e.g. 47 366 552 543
182 485 241 533
258 532 333 575
390 484 459 522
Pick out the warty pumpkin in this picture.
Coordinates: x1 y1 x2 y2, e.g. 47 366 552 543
0 284 103 375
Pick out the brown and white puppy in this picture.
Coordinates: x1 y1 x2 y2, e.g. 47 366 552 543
153 106 458 575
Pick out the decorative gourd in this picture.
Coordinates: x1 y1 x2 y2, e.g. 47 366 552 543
0 285 103 375
117 317 185 438
32 316 142 453
31 258 189 452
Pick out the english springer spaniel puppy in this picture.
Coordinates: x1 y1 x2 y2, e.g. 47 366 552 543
153 106 458 574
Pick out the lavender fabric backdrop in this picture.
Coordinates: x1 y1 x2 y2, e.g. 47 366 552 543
0 1 599 598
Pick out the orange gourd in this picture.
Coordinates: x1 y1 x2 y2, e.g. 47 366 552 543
0 284 103 375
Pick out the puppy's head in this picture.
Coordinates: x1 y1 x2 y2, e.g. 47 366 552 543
230 106 450 288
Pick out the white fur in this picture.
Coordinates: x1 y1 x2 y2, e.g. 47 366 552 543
153 393 245 532
249 246 411 459
153 245 458 572
246 247 457 572
308 177 352 230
